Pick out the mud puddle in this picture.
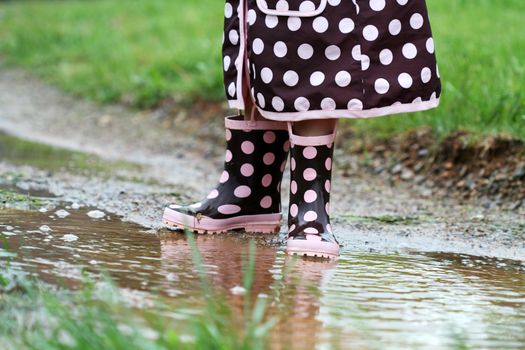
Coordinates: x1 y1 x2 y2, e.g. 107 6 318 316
2 203 524 349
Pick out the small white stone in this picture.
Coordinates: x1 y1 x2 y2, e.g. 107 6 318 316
5 226 14 231
39 207 48 213
71 203 81 210
61 234 78 242
39 225 52 233
89 260 98 265
87 210 106 219
230 285 246 295
165 273 177 282
55 209 70 218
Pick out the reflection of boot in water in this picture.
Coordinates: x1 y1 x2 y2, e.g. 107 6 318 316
163 115 290 234
272 257 338 348
159 236 277 297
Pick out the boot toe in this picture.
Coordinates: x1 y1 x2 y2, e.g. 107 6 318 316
286 234 340 259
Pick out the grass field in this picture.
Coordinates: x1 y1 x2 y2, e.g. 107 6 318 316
0 0 225 107
0 0 524 140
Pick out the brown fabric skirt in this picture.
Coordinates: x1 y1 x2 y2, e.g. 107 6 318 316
222 0 441 121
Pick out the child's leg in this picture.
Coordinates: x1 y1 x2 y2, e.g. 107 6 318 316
285 119 340 259
293 119 338 137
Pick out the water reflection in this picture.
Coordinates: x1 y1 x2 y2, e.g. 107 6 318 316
1 207 525 349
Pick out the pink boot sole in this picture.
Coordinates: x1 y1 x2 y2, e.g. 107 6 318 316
286 237 340 259
163 208 281 234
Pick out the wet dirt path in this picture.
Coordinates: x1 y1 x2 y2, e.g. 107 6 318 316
0 69 523 260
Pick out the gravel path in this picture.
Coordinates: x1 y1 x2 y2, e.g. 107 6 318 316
1 69 524 261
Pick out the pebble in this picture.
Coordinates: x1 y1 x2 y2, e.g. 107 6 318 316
55 209 70 218
230 285 246 295
414 162 425 172
61 234 78 242
391 164 403 175
87 210 106 219
417 149 429 157
39 225 52 233
511 200 523 210
401 169 415 181
373 166 385 174
512 165 525 180
5 226 14 231
414 175 426 184
1 231 17 236
420 188 433 197
71 202 81 210
38 207 48 213
165 273 177 282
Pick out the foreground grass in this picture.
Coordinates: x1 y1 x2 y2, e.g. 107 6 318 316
0 0 523 139
0 238 275 350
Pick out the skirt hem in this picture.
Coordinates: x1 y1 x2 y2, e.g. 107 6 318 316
256 98 440 122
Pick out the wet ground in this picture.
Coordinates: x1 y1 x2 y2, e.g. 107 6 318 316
1 68 525 349
2 203 525 349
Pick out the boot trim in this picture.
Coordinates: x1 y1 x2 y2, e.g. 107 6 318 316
225 115 287 131
286 236 339 259
287 122 336 146
163 207 281 234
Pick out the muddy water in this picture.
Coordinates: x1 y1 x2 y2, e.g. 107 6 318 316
1 205 524 349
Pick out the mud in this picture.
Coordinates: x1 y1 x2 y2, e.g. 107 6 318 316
340 127 525 209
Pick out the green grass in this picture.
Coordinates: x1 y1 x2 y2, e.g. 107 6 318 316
0 188 44 210
0 236 276 350
0 0 224 108
0 0 523 139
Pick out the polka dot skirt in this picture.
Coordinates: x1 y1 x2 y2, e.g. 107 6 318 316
222 0 441 121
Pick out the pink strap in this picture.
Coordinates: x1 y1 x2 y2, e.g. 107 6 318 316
225 115 288 131
287 122 337 146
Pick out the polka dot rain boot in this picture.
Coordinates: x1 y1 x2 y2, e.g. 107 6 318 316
163 115 290 234
285 125 340 259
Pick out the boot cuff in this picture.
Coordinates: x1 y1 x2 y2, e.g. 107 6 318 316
225 115 288 131
288 125 336 146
